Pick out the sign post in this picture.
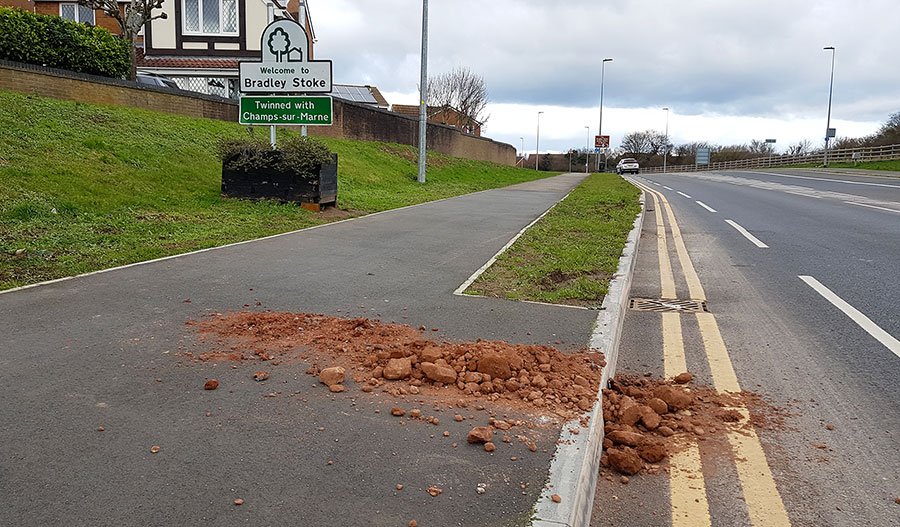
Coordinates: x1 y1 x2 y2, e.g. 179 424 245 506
238 18 334 147
696 147 711 169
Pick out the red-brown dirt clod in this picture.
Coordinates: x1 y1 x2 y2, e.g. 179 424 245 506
607 447 643 476
391 407 406 417
204 380 219 390
427 486 442 497
234 499 243 506
551 494 562 503
97 426 104 432
674 372 693 384
484 442 496 452
409 521 418 527
467 427 493 444
329 385 345 393
150 446 160 454
319 366 346 387
253 371 269 381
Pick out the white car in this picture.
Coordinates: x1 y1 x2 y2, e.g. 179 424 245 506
616 158 640 175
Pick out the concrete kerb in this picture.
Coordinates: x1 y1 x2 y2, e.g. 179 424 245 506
531 190 646 527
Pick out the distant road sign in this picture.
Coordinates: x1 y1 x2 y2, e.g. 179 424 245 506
765 138 777 144
826 128 837 138
696 147 711 165
595 135 610 149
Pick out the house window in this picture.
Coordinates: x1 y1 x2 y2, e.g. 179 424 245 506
183 0 238 35
60 3 95 25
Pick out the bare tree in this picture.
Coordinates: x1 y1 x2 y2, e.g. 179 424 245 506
785 139 812 156
748 139 776 156
427 67 489 133
77 0 167 80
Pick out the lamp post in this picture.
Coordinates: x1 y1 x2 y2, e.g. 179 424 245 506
597 57 612 171
585 126 590 173
662 107 670 173
520 137 524 156
535 111 544 170
823 46 835 167
416 0 429 183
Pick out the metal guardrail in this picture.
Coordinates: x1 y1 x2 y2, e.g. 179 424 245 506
641 143 900 174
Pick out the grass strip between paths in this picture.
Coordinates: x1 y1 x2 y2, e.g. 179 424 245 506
0 90 557 290
782 159 900 172
465 172 641 308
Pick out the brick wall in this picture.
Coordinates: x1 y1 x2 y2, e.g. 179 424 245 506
32 2 123 34
0 61 516 165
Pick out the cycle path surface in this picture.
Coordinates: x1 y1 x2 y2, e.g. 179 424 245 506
0 172 598 527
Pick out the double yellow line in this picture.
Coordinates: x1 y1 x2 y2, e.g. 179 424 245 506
634 181 791 527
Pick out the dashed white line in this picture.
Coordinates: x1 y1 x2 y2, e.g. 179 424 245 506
677 191 692 198
799 276 900 359
725 220 769 248
696 201 717 213
844 201 900 214
662 185 674 190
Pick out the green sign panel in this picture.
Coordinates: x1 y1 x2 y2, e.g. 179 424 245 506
239 96 333 126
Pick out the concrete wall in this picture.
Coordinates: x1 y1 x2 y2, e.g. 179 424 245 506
0 61 516 165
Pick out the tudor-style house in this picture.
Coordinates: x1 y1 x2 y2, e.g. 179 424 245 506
136 0 313 97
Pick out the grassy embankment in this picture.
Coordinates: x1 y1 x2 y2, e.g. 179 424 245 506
786 159 900 172
465 173 641 308
0 90 556 290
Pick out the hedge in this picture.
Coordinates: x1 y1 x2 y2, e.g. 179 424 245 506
0 7 130 78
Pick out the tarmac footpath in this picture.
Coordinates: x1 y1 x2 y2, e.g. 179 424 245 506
0 172 610 527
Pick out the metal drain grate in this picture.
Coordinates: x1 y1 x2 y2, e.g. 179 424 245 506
629 298 709 313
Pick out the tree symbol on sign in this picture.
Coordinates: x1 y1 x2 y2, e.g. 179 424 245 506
268 28 290 62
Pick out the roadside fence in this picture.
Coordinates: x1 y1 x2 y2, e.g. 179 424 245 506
641 143 900 174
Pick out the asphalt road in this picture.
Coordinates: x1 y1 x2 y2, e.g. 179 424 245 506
592 168 900 526
0 173 599 527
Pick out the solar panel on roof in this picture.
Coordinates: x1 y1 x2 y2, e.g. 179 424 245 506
332 85 379 104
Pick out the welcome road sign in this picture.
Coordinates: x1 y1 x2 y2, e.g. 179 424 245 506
239 19 333 94
239 96 333 126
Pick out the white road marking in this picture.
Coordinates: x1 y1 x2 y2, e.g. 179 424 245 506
752 171 900 189
799 276 900 359
844 201 900 214
725 220 769 248
662 185 674 190
677 191 693 198
696 201 718 213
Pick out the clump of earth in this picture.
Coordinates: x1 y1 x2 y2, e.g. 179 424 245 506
600 375 782 476
187 311 606 420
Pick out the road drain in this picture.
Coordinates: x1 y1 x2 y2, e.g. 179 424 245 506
629 298 709 313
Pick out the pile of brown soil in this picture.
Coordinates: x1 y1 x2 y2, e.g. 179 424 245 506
186 311 606 420
600 375 782 476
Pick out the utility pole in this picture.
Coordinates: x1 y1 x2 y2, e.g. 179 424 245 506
417 0 429 183
823 46 836 167
597 58 612 171
585 126 590 173
662 107 670 173
535 111 544 170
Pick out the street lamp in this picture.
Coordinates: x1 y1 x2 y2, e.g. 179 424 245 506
585 126 590 173
597 57 613 171
823 46 836 167
662 107 670 173
416 0 429 183
520 137 524 156
535 111 544 170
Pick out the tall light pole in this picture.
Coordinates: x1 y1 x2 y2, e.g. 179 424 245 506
585 126 590 173
417 0 429 183
823 46 836 167
662 107 670 173
597 57 613 171
535 111 544 170
520 137 524 156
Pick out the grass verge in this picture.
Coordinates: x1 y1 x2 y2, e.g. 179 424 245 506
0 89 556 290
464 173 641 308
781 159 900 172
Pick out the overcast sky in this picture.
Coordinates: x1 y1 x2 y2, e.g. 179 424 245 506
312 0 899 154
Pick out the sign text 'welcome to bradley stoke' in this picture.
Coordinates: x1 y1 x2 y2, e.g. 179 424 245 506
239 20 333 94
